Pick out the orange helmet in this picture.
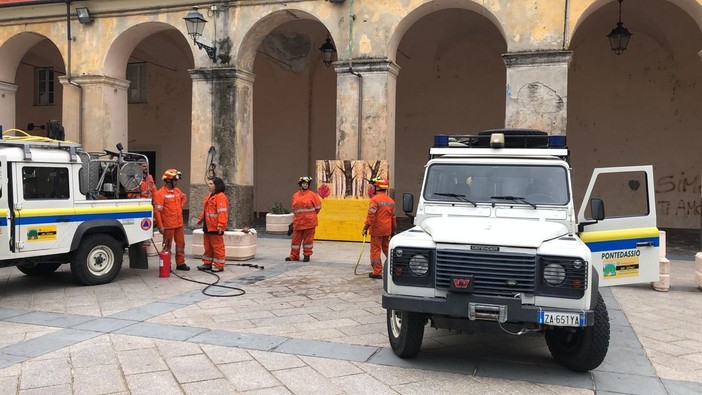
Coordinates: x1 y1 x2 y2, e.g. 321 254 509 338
371 177 389 190
162 168 182 181
298 176 313 186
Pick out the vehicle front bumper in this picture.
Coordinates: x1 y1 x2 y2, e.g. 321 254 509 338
382 293 595 326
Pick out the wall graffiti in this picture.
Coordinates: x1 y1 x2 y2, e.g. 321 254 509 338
655 173 701 220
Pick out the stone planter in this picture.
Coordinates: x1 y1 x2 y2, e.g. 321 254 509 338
266 213 293 234
192 229 257 261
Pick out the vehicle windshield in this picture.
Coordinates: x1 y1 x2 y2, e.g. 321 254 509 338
423 163 569 206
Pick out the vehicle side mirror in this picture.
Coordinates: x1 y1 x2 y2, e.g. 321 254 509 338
402 193 414 218
590 198 605 221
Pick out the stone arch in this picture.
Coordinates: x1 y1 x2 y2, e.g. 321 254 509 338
570 0 702 43
0 32 65 133
235 10 337 213
98 21 195 200
568 0 702 228
0 32 61 83
387 0 506 62
236 9 335 72
392 2 508 204
104 21 192 78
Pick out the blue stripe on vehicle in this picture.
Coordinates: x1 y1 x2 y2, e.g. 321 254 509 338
15 211 152 225
586 236 659 252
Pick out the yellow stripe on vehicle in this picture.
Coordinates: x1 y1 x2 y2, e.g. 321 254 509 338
580 227 659 243
18 205 153 217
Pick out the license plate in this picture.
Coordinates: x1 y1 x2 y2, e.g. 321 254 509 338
538 311 586 327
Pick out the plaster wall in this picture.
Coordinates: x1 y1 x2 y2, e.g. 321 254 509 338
13 40 63 134
395 8 507 197
252 21 336 214
568 0 702 228
0 0 700 229
0 82 17 132
126 30 193 201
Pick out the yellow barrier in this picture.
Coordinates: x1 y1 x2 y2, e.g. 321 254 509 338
316 198 369 242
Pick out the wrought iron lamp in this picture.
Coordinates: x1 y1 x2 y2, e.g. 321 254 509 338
607 0 632 55
183 6 217 63
319 36 337 67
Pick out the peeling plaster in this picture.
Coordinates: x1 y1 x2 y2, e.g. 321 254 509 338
517 82 564 113
260 32 313 73
359 34 372 54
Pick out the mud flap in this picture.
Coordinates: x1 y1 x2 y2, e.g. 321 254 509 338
128 243 149 269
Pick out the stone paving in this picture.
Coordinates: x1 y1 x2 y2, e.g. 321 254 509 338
0 231 700 394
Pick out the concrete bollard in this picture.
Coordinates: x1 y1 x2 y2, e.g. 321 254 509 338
192 228 257 261
651 230 670 292
651 258 670 292
695 252 702 291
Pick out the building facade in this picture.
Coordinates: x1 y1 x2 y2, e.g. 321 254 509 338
0 0 700 229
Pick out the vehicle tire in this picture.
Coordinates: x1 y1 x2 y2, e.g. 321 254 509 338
70 234 123 286
545 292 610 372
387 309 426 358
17 262 62 276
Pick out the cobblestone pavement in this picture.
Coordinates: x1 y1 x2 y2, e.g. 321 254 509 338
0 230 700 394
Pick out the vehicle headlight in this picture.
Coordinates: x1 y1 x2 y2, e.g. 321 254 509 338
543 263 566 285
408 254 429 276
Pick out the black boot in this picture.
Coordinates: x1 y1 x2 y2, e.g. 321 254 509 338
303 255 310 262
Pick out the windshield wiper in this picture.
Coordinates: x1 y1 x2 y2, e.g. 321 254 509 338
489 195 536 209
434 192 477 207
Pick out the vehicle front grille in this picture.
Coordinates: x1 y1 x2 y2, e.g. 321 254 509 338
436 249 536 297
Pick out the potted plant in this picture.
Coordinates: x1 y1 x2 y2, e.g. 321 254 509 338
266 202 293 234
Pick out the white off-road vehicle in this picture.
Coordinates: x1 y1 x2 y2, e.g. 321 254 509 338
0 133 154 285
383 129 659 371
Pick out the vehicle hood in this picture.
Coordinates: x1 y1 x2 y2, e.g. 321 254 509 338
419 216 569 248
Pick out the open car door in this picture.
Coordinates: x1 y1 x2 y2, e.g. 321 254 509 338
577 165 659 286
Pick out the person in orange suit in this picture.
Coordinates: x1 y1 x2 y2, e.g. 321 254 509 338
286 176 322 262
196 177 229 272
362 177 396 279
127 159 157 199
153 168 189 271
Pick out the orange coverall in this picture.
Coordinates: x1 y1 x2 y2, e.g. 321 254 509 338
153 186 187 265
289 189 322 260
198 192 229 270
364 191 397 276
127 174 157 199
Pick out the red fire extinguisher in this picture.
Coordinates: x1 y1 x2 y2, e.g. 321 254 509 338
159 248 171 278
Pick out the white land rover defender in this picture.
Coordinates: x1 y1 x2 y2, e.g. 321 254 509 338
0 133 154 286
383 129 660 372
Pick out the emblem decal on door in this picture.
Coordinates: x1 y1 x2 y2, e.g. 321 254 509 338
26 225 57 241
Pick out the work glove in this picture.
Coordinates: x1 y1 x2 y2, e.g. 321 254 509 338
287 223 294 237
361 228 368 237
217 226 224 235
